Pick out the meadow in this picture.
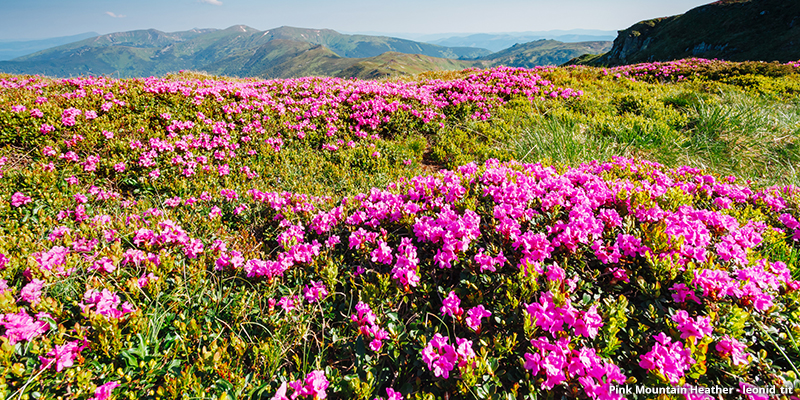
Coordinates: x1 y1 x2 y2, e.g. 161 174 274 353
0 58 799 400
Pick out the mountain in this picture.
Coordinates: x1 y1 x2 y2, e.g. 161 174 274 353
0 25 606 80
0 25 491 78
583 0 800 66
256 26 490 59
479 39 612 67
0 32 99 61
336 52 479 80
429 30 617 52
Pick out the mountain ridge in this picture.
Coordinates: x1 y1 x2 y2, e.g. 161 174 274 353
0 25 610 79
579 0 799 66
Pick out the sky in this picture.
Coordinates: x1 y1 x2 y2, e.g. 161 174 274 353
0 0 714 41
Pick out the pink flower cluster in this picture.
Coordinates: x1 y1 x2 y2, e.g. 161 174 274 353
672 310 713 339
271 370 329 400
440 291 464 318
11 191 32 207
421 333 475 379
524 337 626 398
39 340 88 372
715 335 749 366
81 288 135 319
302 281 328 303
526 291 603 339
639 332 695 384
351 301 389 352
0 309 52 345
465 305 491 333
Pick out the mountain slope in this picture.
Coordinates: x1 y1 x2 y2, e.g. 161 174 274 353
587 0 800 66
0 25 491 78
480 39 612 67
259 26 490 59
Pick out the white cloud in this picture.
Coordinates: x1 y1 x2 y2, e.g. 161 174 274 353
199 0 223 5
105 11 126 18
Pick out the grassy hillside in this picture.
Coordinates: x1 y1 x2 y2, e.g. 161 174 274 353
0 60 799 399
479 40 612 68
585 0 800 66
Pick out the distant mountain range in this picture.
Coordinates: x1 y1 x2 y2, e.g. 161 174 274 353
576 0 799 66
428 31 617 52
480 40 612 68
0 32 99 61
0 26 611 79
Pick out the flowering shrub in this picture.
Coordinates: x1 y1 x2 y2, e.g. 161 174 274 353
0 62 799 399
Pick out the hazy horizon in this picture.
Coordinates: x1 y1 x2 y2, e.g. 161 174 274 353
1 0 712 41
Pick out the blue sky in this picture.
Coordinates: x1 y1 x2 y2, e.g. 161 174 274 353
1 0 713 41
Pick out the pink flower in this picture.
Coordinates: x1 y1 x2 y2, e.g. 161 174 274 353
11 192 32 207
81 288 135 319
20 279 45 305
716 336 749 365
300 370 329 399
93 381 120 400
278 296 297 312
639 332 694 384
421 333 458 379
303 281 329 303
137 273 158 288
573 304 603 339
375 388 403 400
672 310 713 339
465 305 492 332
39 340 88 372
441 291 464 317
40 123 55 134
91 257 116 273
271 382 288 400
0 310 51 344
370 240 394 264
668 284 698 305
209 206 222 219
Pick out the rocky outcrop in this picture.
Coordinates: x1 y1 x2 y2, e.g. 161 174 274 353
586 0 799 66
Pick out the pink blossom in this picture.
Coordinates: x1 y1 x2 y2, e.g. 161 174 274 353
91 257 116 273
465 305 492 332
421 333 458 379
277 296 297 312
82 288 135 319
716 335 749 366
39 340 88 372
670 283 701 304
0 310 51 345
573 304 603 339
441 291 464 317
299 370 329 399
93 381 120 400
303 281 329 303
20 279 44 305
639 332 694 384
11 192 32 207
672 310 713 339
